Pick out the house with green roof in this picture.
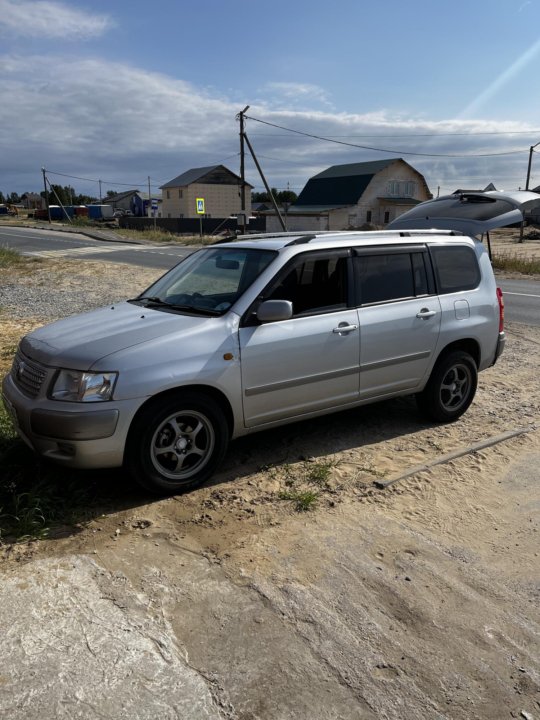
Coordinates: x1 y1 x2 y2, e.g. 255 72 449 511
160 165 253 219
269 158 431 232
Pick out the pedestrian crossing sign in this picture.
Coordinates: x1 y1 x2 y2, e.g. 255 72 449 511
196 198 205 215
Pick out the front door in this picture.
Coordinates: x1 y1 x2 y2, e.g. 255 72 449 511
239 251 360 427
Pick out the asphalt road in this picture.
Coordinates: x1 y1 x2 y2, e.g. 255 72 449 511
498 277 540 326
1 225 539 326
0 226 192 270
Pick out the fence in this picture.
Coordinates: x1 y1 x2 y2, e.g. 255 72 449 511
118 217 266 234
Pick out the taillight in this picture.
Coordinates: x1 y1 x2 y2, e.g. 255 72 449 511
496 287 504 332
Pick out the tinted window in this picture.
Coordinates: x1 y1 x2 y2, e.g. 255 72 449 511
268 254 348 315
356 253 414 304
411 252 429 295
431 246 480 293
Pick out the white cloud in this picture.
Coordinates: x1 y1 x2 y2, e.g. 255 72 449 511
261 82 333 108
0 0 113 39
0 54 537 196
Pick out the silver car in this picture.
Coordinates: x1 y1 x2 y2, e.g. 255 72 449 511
3 221 508 494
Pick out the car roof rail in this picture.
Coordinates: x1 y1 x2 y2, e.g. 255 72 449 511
211 230 317 244
285 234 317 246
211 228 464 246
389 229 463 237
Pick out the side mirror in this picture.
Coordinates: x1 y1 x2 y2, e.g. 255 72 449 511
257 299 293 323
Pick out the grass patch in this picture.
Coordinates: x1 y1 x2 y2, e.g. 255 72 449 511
115 227 219 246
278 490 319 512
491 253 540 275
0 247 25 268
273 459 337 512
0 343 18 361
0 405 116 543
305 460 334 486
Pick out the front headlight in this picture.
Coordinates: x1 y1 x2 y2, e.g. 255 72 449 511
50 370 118 402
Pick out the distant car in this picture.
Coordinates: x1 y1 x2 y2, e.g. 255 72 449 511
113 209 125 218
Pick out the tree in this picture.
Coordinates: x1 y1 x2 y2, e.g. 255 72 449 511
45 185 69 206
277 190 297 205
7 192 21 204
252 188 298 204
38 184 98 206
0 191 5 204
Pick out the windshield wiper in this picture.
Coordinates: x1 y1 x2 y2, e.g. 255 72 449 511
164 304 221 316
129 296 219 316
129 295 170 306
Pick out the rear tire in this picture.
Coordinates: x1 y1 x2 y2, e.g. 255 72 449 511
416 351 477 423
126 391 229 495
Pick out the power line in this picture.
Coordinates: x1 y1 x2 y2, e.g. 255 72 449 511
45 153 242 191
45 169 148 187
244 115 529 158
250 129 540 139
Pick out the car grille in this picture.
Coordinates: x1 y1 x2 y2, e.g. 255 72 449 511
11 351 47 398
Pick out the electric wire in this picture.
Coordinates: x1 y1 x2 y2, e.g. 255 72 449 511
244 115 529 158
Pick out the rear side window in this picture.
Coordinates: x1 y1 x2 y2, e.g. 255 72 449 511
431 246 480 293
355 250 435 304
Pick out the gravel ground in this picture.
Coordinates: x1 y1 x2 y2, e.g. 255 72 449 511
0 259 161 321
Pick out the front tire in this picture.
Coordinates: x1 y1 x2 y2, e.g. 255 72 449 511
417 351 478 423
126 391 229 494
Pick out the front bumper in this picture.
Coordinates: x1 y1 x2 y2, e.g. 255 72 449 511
2 372 143 469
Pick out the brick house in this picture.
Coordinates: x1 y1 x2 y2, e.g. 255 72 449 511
160 165 253 219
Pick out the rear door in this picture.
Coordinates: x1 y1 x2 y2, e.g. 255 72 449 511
354 247 442 400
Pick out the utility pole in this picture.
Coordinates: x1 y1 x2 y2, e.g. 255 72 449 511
42 167 51 224
519 142 539 242
148 176 157 230
243 133 286 231
525 142 540 191
237 105 249 234
99 179 102 204
236 105 286 232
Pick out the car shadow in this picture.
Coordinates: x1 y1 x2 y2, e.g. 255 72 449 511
0 396 435 544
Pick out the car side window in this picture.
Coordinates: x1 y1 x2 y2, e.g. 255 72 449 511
411 252 429 296
267 254 348 316
355 253 415 304
430 246 480 293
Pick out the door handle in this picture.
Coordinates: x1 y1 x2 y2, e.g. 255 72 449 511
333 323 358 335
416 308 436 319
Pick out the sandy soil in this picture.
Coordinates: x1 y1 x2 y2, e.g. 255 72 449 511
1 238 539 718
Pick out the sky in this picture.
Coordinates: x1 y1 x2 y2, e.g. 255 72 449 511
1 0 540 200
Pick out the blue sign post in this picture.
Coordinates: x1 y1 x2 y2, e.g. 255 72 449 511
196 197 205 238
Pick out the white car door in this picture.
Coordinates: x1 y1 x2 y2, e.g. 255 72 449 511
239 251 360 428
354 247 442 400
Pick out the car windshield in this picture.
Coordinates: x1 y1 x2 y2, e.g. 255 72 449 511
132 247 277 315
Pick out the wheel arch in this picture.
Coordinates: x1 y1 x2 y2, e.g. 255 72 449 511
434 338 481 369
125 384 235 454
